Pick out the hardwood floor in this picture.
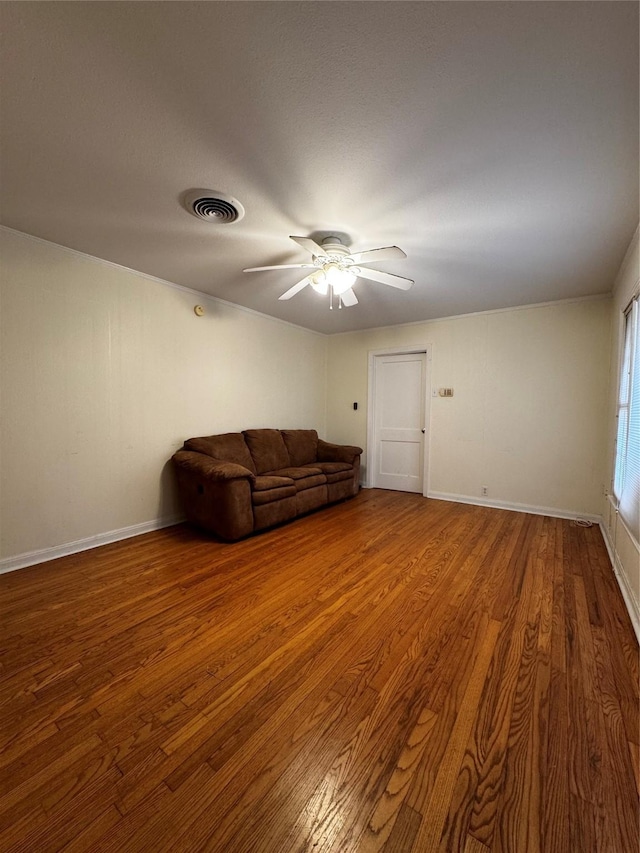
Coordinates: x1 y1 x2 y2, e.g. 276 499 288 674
0 491 638 852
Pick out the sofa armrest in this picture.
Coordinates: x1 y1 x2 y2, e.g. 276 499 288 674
172 450 255 540
317 439 363 465
172 450 255 483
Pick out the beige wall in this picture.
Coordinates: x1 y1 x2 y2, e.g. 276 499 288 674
327 298 611 517
1 224 630 609
0 229 327 564
601 226 639 636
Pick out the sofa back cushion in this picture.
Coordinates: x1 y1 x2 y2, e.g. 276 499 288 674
281 429 319 467
243 429 290 474
184 433 257 474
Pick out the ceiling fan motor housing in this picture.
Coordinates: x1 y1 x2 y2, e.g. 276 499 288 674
318 236 350 259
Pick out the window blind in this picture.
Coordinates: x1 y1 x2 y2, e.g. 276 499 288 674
613 296 640 544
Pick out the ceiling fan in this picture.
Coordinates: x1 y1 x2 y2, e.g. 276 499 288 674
243 235 413 308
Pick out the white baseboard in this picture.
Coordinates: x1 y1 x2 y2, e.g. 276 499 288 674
599 521 640 645
426 491 601 523
0 515 184 575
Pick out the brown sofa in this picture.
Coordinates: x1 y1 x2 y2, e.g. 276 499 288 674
172 429 362 540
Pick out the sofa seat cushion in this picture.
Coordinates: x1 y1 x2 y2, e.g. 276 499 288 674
292 473 326 492
325 469 353 484
303 461 353 483
243 429 290 474
253 474 294 491
269 466 322 480
281 429 319 466
267 467 326 492
303 461 352 475
252 474 296 506
252 484 296 506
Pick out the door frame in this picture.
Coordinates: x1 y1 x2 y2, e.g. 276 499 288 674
366 344 433 496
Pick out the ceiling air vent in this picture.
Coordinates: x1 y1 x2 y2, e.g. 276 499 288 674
183 189 245 224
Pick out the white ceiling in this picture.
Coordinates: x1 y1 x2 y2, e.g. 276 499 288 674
1 2 638 334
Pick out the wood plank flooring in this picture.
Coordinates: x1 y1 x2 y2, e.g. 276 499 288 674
0 491 638 852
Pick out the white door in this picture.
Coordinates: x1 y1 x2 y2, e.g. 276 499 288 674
372 352 426 492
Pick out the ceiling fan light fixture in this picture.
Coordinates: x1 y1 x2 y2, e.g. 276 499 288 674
324 264 357 295
310 270 328 295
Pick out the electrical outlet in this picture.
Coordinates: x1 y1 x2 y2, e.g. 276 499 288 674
481 485 488 496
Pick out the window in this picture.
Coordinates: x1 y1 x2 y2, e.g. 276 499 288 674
613 295 640 543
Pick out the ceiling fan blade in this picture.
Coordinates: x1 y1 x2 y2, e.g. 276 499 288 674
278 275 313 301
290 236 327 257
356 267 414 290
243 263 315 273
348 246 407 264
340 288 358 307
